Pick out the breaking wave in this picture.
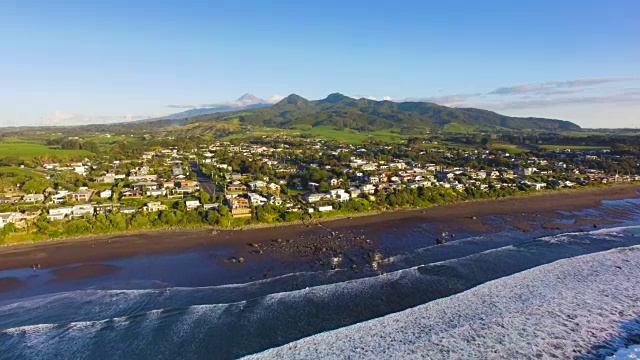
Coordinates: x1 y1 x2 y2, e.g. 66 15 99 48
1 222 640 359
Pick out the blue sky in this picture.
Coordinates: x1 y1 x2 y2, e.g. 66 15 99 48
1 0 639 128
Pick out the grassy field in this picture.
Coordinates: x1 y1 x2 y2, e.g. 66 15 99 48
490 143 530 154
560 130 640 137
0 142 92 160
538 144 610 151
0 166 46 177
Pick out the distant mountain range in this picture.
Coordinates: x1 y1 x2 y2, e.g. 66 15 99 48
148 94 278 121
178 93 580 132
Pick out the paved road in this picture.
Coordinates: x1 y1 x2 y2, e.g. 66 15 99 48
189 161 217 197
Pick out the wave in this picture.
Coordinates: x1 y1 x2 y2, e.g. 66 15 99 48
2 224 640 359
246 245 640 359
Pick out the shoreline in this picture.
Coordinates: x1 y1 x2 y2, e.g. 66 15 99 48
0 184 638 273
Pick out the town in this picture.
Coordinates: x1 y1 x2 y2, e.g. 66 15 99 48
0 134 639 241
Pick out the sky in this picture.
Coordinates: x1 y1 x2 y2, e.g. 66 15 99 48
1 0 639 128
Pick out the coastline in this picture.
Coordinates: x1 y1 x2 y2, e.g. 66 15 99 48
0 184 637 273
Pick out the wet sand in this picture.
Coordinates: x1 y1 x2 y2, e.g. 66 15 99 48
48 264 121 282
0 184 637 272
0 277 24 293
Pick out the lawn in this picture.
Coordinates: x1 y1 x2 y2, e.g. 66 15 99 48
538 144 610 151
0 142 92 160
0 166 46 177
490 143 530 154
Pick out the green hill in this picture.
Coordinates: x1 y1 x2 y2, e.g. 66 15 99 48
186 93 580 132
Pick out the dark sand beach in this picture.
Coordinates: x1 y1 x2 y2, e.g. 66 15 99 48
0 185 638 276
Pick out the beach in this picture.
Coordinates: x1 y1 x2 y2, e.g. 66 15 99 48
0 185 638 277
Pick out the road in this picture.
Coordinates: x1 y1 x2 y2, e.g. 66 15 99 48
189 161 217 198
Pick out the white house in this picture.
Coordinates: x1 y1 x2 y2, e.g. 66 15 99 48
99 189 113 199
303 193 325 203
317 205 333 212
248 192 268 206
48 207 74 220
144 201 167 212
185 200 201 210
0 213 16 228
22 194 45 203
72 205 94 217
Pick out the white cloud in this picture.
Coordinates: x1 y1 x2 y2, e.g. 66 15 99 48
41 111 163 126
265 94 284 104
489 77 634 95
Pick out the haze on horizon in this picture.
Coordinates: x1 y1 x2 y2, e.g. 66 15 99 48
1 0 638 128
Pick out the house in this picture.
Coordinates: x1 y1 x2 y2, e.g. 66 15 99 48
74 166 86 175
317 205 333 212
248 180 267 190
226 181 247 193
132 181 159 190
0 213 15 228
0 196 18 204
347 187 362 198
72 205 95 217
532 182 547 191
94 175 116 184
303 193 325 203
266 193 282 205
144 201 167 212
185 200 201 210
163 181 176 189
248 192 267 206
328 178 341 187
119 207 138 214
227 196 251 217
48 207 74 221
360 184 376 194
22 194 45 203
94 203 117 214
172 167 184 176
50 192 68 204
146 188 167 197
327 189 350 202
202 203 219 210
99 189 113 199
71 189 92 203
129 175 158 182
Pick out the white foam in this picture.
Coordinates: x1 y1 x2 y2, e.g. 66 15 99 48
245 246 640 359
608 345 640 359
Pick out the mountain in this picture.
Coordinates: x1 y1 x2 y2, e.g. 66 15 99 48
186 93 580 132
149 94 275 122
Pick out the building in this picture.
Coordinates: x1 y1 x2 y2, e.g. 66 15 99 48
248 192 267 206
71 189 92 203
266 193 282 205
0 213 15 228
185 200 201 210
144 201 167 212
327 189 350 202
99 189 113 199
226 181 248 193
317 205 333 212
72 205 94 217
248 180 267 190
227 196 251 217
303 193 325 203
22 194 45 203
48 207 74 221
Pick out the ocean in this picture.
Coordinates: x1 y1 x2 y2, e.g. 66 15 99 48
1 197 640 359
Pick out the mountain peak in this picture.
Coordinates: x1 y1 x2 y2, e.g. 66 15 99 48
235 93 264 106
277 94 310 106
322 93 351 103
